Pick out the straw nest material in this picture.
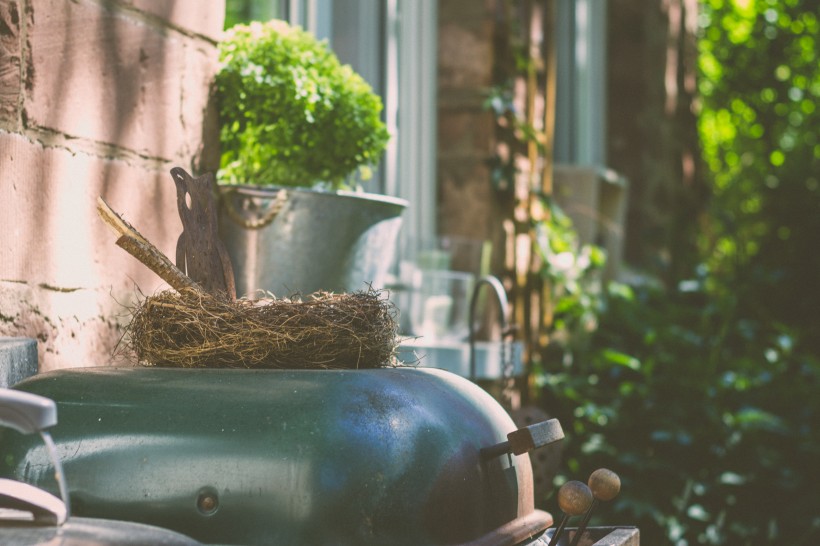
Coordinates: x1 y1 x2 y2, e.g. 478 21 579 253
125 288 400 369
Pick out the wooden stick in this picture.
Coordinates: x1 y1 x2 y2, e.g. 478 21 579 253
540 0 557 197
96 196 203 294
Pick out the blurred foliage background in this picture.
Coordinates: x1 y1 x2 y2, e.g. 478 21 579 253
535 0 820 544
220 0 818 542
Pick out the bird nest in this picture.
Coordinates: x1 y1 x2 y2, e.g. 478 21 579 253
124 288 400 369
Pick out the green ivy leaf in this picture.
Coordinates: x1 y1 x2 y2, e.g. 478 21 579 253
600 348 641 370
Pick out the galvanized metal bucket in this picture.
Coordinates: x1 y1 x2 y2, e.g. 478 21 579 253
218 185 408 297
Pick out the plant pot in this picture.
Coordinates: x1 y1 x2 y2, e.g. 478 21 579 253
218 185 408 297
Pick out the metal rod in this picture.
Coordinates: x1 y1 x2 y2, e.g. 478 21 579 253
547 514 570 546
567 499 598 546
479 440 511 460
548 481 593 546
468 275 510 382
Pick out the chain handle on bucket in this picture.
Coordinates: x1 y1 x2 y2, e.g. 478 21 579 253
222 187 289 230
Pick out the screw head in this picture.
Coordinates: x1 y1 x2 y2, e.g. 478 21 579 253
557 480 594 516
588 468 621 502
196 488 219 516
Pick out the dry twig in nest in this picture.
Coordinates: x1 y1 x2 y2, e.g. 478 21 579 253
125 288 399 369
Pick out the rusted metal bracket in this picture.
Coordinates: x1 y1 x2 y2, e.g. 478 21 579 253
171 167 236 300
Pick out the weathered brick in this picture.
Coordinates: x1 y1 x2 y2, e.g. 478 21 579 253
0 281 136 371
179 40 220 164
438 109 494 155
438 23 493 90
438 0 494 25
0 130 190 370
0 131 180 293
0 0 22 123
437 159 494 240
1 1 222 372
119 0 226 41
24 0 217 162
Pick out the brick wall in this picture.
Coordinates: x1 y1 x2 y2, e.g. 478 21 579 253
436 0 497 241
0 0 224 371
607 0 703 273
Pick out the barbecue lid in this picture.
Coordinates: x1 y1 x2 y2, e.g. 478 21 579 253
0 516 203 546
2 367 555 545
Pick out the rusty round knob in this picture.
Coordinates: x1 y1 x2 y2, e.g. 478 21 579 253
196 488 219 516
557 480 594 516
588 468 621 502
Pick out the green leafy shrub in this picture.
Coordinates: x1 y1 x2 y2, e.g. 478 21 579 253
534 3 820 543
538 277 819 545
215 20 390 189
532 194 607 357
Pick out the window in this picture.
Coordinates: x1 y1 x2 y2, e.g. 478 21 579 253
223 0 438 242
554 0 608 166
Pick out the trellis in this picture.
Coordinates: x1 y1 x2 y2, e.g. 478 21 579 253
488 0 559 402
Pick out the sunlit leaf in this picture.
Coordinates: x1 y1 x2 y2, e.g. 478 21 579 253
600 349 641 370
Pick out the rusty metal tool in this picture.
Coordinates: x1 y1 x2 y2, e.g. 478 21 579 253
547 480 593 546
568 468 622 546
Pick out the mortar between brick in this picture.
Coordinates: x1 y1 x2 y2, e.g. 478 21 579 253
19 125 179 171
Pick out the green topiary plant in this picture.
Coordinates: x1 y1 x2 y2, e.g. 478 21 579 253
215 20 390 189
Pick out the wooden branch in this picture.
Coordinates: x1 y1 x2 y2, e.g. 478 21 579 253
96 196 203 294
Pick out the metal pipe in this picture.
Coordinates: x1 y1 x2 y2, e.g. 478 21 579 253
468 275 510 382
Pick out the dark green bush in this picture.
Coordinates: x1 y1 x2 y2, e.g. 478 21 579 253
535 2 820 543
538 278 819 545
215 20 390 188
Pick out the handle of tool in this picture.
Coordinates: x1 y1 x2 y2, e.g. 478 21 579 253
547 514 570 546
0 389 56 435
568 499 598 546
